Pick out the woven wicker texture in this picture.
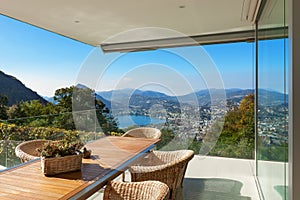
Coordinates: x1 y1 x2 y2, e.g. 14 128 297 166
103 180 169 200
122 127 162 139
121 127 162 182
15 139 50 163
129 150 194 200
41 154 82 176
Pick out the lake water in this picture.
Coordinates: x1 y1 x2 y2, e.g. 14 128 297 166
117 115 165 128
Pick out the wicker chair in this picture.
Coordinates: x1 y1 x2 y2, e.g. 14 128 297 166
121 127 162 181
122 127 162 140
15 139 50 163
129 150 194 200
103 180 169 200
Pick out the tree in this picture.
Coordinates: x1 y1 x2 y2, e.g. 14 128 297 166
239 94 255 142
7 100 56 126
54 86 120 134
54 87 74 113
0 95 8 120
5 86 120 134
209 94 255 159
156 128 175 150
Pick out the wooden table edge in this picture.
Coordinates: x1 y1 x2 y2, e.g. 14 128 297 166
65 143 157 200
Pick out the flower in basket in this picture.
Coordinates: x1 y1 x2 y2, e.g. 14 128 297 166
37 140 84 158
37 140 85 176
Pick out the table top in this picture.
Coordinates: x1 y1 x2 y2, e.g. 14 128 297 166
0 136 159 200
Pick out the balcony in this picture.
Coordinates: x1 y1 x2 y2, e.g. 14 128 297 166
0 108 287 200
0 116 260 199
0 0 293 198
184 156 259 200
87 155 287 200
86 155 260 200
0 134 287 200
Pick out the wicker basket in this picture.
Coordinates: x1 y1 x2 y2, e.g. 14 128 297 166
41 154 83 176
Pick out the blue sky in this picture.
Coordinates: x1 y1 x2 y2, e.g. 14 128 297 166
0 14 286 97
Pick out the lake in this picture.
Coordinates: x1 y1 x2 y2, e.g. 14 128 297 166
117 115 165 128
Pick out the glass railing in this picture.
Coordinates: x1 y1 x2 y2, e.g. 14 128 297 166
0 103 259 170
0 112 107 168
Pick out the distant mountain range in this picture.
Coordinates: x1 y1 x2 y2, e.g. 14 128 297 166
97 88 287 110
43 96 56 104
75 84 111 109
97 89 178 111
0 70 47 106
0 70 287 109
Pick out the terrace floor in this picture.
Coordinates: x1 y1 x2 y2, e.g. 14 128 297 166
88 155 261 200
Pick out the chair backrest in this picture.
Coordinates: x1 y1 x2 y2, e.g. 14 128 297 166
103 180 169 200
15 139 50 163
122 127 162 139
129 150 194 200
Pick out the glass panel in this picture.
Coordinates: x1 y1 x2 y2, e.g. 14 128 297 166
256 0 288 199
0 112 106 168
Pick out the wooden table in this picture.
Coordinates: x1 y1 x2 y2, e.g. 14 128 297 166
0 136 159 200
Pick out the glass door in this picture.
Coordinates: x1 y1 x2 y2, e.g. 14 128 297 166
256 0 288 199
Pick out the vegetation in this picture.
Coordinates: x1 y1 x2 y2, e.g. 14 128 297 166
257 141 288 162
0 122 105 167
37 140 84 158
187 94 255 159
1 86 121 135
0 84 123 167
156 128 175 150
0 122 104 142
208 94 255 159
0 85 287 164
0 95 8 120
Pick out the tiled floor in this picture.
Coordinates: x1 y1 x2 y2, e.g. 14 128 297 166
182 156 260 200
256 160 287 200
88 156 261 200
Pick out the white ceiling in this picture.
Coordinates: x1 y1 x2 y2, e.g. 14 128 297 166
0 0 285 48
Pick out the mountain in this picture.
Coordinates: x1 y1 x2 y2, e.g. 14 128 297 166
96 88 287 113
258 89 288 106
43 84 112 108
96 94 111 109
98 88 138 101
0 71 47 106
43 96 57 104
97 89 180 113
2 70 285 112
98 89 170 101
75 84 111 109
169 88 254 106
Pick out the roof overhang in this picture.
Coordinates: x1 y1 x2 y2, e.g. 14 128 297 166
0 0 286 52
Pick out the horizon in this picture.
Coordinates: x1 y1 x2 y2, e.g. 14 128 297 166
0 14 286 97
50 85 285 99
1 66 286 101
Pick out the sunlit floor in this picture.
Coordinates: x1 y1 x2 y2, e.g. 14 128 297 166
256 160 288 200
88 156 261 200
182 156 260 200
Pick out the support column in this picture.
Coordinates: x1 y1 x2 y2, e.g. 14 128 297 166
289 0 300 199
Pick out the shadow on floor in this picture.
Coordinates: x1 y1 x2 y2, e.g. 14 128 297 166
177 178 252 200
